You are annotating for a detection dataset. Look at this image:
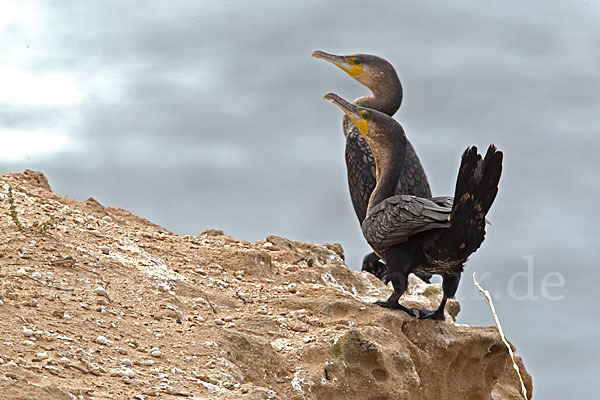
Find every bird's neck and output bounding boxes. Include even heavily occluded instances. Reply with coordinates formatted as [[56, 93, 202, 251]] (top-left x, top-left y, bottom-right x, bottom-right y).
[[367, 143, 405, 214], [353, 76, 402, 116]]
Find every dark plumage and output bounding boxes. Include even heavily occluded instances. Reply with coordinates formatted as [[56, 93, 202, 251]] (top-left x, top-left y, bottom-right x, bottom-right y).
[[324, 93, 503, 320], [312, 51, 431, 283]]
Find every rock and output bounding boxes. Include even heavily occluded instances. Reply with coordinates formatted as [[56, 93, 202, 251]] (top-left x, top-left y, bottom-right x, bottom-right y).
[[0, 171, 532, 399], [200, 229, 224, 236], [287, 283, 298, 293], [150, 348, 161, 358], [96, 335, 108, 345], [110, 367, 135, 378], [97, 298, 109, 306]]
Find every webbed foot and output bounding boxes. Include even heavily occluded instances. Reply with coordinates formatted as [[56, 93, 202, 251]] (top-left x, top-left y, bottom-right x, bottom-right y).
[[375, 300, 416, 317], [411, 307, 445, 320]]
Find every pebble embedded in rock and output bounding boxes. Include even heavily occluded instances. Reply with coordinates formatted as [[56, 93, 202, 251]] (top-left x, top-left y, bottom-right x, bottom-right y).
[[223, 316, 233, 322], [121, 368, 135, 378], [59, 357, 70, 364], [22, 298, 37, 307], [94, 286, 108, 296], [100, 246, 110, 255], [32, 271, 42, 279], [287, 283, 298, 293], [215, 319, 225, 326], [17, 268, 27, 277], [102, 216, 112, 223], [121, 358, 133, 367], [94, 287, 111, 303], [96, 335, 108, 345], [150, 348, 161, 358], [23, 327, 34, 337], [36, 352, 48, 360]]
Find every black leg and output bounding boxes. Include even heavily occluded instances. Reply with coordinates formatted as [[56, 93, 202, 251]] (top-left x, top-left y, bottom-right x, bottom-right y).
[[374, 245, 415, 317], [362, 252, 389, 284], [414, 272, 461, 320]]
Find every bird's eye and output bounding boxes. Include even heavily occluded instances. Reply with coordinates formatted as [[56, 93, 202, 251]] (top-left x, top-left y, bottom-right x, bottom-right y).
[[353, 58, 361, 65], [363, 112, 370, 120]]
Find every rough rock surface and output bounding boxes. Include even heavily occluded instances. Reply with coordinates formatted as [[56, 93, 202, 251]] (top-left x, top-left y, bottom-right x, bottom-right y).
[[0, 170, 532, 399]]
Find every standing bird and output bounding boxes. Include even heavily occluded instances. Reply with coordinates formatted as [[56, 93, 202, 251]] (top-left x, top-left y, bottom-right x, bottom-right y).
[[312, 51, 431, 282], [324, 93, 503, 320]]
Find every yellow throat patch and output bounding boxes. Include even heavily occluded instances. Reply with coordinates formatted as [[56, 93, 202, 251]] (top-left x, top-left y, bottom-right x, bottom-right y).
[[344, 113, 368, 137], [335, 63, 363, 77]]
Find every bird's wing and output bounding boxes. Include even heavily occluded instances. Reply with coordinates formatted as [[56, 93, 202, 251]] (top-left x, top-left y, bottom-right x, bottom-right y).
[[362, 195, 452, 250], [430, 196, 454, 208], [397, 140, 433, 198]]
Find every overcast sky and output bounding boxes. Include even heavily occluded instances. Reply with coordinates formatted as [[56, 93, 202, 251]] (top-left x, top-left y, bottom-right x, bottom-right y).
[[2, 1, 600, 397]]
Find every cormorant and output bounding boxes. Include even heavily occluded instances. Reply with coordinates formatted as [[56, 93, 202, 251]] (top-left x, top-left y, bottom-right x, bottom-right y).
[[312, 51, 431, 282], [324, 93, 503, 320]]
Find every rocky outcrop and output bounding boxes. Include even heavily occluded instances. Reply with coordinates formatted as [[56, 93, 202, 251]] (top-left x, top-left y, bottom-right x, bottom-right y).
[[0, 171, 532, 399]]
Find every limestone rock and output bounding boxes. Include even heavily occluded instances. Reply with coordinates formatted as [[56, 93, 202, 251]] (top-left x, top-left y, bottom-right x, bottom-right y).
[[0, 171, 532, 399]]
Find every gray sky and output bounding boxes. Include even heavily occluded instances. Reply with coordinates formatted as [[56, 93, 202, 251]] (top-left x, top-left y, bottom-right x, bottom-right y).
[[2, 1, 600, 397]]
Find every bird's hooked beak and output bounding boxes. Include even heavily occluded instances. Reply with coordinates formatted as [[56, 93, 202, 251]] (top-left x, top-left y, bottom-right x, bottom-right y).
[[324, 93, 368, 137], [312, 50, 363, 77]]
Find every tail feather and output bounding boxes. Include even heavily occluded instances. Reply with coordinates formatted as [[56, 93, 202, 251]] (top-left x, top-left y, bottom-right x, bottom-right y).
[[451, 144, 503, 218], [435, 145, 503, 263], [477, 145, 503, 215], [452, 146, 482, 206]]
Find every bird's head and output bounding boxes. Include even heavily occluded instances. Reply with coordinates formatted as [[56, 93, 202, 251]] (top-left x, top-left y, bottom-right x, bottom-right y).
[[312, 50, 399, 93], [323, 93, 403, 147]]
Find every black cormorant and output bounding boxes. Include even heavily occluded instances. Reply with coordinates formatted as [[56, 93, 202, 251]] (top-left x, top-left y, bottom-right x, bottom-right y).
[[312, 51, 431, 282], [324, 93, 503, 320]]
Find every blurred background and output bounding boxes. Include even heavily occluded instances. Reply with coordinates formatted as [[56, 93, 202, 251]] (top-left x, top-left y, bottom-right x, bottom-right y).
[[2, 1, 599, 397]]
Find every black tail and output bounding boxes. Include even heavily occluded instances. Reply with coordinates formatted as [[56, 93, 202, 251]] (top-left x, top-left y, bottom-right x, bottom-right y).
[[475, 145, 503, 215], [436, 145, 503, 262]]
